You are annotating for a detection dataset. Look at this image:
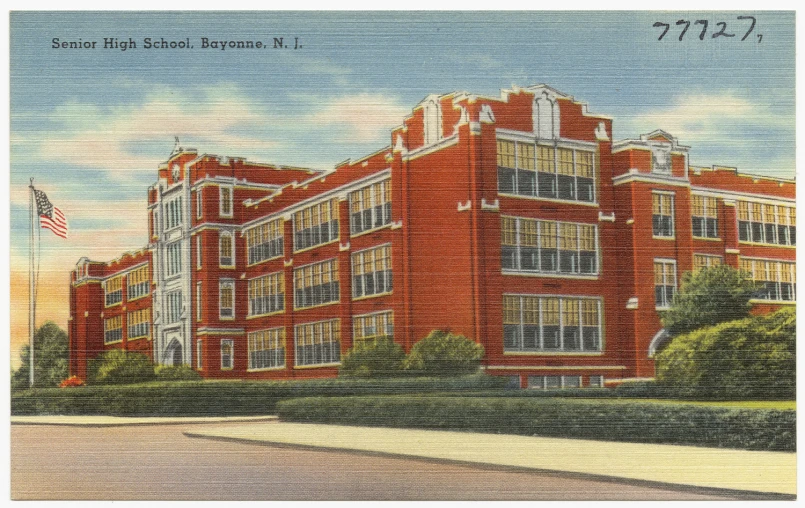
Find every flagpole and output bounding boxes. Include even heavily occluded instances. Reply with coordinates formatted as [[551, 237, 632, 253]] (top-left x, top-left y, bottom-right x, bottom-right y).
[[29, 178, 35, 388]]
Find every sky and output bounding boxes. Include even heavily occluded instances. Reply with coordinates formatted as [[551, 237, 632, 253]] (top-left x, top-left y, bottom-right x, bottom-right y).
[[8, 11, 796, 368]]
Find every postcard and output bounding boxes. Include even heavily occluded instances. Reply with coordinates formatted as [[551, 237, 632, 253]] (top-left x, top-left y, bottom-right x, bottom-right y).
[[9, 10, 796, 500]]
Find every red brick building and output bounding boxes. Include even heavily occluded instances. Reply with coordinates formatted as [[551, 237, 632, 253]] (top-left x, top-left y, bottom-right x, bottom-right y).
[[69, 85, 796, 387]]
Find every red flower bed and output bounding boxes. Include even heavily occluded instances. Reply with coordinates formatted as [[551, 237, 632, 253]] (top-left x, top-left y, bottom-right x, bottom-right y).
[[59, 376, 85, 388]]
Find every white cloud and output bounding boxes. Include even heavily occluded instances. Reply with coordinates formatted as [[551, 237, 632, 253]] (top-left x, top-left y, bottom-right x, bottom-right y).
[[619, 92, 791, 144], [311, 93, 409, 144], [25, 84, 283, 180], [618, 91, 794, 177]]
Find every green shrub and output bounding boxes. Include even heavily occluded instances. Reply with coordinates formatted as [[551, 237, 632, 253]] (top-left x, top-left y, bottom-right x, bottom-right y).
[[656, 308, 795, 400], [88, 350, 155, 385], [404, 330, 484, 376], [660, 264, 758, 336], [340, 337, 406, 378], [11, 375, 507, 416], [277, 395, 795, 452], [155, 364, 202, 381]]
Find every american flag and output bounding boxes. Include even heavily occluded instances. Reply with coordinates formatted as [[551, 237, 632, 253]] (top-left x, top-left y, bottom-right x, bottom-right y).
[[34, 189, 68, 239]]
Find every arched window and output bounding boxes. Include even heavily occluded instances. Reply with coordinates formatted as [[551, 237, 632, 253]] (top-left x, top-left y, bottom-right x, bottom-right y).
[[534, 92, 560, 139], [423, 97, 442, 145]]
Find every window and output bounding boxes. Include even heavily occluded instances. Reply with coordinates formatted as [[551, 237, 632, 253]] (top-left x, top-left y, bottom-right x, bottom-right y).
[[196, 235, 202, 269], [127, 265, 149, 300], [293, 198, 339, 251], [165, 291, 183, 324], [501, 217, 598, 275], [220, 339, 234, 370], [219, 279, 235, 319], [104, 276, 122, 307], [246, 219, 284, 265], [219, 231, 234, 267], [164, 197, 183, 231], [497, 139, 595, 203], [219, 186, 233, 217], [127, 308, 151, 339], [738, 201, 795, 246], [652, 193, 674, 238], [151, 210, 158, 238], [740, 258, 796, 302], [197, 339, 203, 369], [528, 375, 584, 390], [693, 254, 722, 272], [166, 241, 183, 277], [196, 281, 202, 321], [654, 260, 677, 309], [588, 375, 605, 388], [503, 295, 602, 352], [295, 319, 340, 367], [248, 327, 286, 370], [350, 180, 392, 235], [294, 259, 339, 309], [353, 311, 394, 343], [352, 245, 393, 298], [423, 98, 442, 144], [104, 316, 122, 344], [248, 272, 284, 316], [196, 189, 203, 219], [691, 195, 719, 238]]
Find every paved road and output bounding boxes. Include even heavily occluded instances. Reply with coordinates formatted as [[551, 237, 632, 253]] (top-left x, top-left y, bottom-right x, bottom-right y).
[[11, 422, 739, 500]]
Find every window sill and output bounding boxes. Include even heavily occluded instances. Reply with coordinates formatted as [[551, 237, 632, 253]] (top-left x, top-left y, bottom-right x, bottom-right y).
[[651, 235, 675, 241], [219, 316, 236, 321], [104, 302, 122, 309], [655, 306, 671, 311], [218, 265, 236, 270], [246, 310, 285, 320], [294, 300, 340, 311], [350, 223, 393, 239], [502, 351, 603, 356], [738, 241, 796, 249], [247, 365, 287, 372], [126, 294, 150, 303], [293, 238, 340, 255], [692, 236, 722, 242], [352, 291, 393, 302], [501, 270, 599, 280], [293, 362, 341, 370], [497, 192, 599, 208], [104, 339, 123, 345]]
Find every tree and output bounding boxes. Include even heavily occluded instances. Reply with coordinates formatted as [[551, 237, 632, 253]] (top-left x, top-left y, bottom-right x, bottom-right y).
[[661, 265, 758, 337], [11, 321, 68, 390], [403, 330, 485, 376]]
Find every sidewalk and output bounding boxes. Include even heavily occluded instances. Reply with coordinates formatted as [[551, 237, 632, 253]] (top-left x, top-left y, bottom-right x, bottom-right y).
[[11, 415, 278, 426], [184, 422, 796, 497]]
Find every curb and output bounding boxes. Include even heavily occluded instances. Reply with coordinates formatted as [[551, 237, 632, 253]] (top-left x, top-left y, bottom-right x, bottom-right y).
[[11, 416, 279, 427]]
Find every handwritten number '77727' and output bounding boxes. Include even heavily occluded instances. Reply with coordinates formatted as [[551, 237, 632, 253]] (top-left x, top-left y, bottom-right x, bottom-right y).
[[653, 16, 760, 42]]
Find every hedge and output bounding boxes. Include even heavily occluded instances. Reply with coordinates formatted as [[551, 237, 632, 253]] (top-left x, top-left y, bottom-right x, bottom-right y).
[[11, 375, 507, 416], [656, 308, 796, 400], [276, 396, 796, 452]]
